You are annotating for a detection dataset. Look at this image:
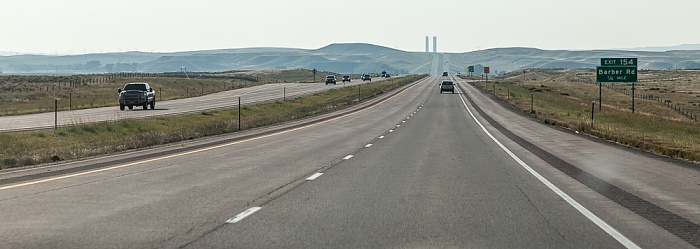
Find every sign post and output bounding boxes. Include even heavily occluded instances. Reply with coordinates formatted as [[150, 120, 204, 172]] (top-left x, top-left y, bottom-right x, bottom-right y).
[[596, 58, 638, 113], [484, 67, 490, 81]]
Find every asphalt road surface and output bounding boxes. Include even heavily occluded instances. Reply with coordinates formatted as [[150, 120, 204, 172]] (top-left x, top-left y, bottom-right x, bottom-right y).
[[0, 76, 698, 248]]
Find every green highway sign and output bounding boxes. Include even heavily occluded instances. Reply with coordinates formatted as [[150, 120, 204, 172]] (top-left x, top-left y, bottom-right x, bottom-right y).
[[468, 66, 474, 72], [601, 58, 637, 67], [596, 66, 637, 82]]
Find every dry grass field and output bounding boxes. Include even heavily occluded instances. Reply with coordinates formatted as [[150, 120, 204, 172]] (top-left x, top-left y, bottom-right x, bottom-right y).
[[0, 69, 330, 116], [473, 69, 700, 163]]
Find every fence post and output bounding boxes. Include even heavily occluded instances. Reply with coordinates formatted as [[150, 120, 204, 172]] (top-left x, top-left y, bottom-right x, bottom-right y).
[[238, 97, 241, 131], [591, 101, 595, 127], [54, 99, 58, 130]]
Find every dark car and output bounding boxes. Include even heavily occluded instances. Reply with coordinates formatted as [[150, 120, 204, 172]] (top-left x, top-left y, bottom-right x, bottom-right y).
[[325, 75, 337, 85], [342, 75, 351, 82], [440, 80, 454, 94], [362, 74, 371, 81], [442, 71, 449, 76], [118, 82, 156, 110]]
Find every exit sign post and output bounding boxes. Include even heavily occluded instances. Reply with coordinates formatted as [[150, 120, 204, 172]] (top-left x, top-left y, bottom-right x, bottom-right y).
[[596, 57, 639, 113]]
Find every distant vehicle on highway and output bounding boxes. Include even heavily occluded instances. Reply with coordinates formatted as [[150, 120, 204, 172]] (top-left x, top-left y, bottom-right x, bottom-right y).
[[342, 75, 351, 82], [380, 70, 387, 77], [325, 75, 337, 85], [362, 74, 371, 81], [440, 80, 454, 94], [442, 71, 448, 76], [384, 74, 391, 78], [118, 82, 155, 110]]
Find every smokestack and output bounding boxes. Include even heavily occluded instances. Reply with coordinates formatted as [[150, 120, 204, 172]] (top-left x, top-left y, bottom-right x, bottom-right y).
[[433, 36, 437, 53], [425, 36, 429, 53]]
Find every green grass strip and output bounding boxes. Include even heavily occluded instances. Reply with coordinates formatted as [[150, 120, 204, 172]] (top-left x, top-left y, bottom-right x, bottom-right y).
[[0, 75, 426, 169]]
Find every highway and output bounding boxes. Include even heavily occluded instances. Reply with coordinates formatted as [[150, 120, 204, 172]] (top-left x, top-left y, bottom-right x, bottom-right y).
[[0, 76, 698, 248], [0, 77, 387, 132]]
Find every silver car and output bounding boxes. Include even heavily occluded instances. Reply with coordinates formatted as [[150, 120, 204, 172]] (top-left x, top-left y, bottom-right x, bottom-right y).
[[440, 80, 454, 94]]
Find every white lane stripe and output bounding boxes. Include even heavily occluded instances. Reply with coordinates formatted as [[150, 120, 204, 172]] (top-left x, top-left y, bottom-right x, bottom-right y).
[[456, 89, 640, 249], [396, 125, 401, 127], [306, 173, 323, 180], [365, 144, 373, 148], [389, 130, 394, 133], [379, 136, 385, 139], [343, 155, 354, 160], [226, 207, 261, 224]]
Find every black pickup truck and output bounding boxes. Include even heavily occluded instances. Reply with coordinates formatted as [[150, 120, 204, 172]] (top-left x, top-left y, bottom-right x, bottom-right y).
[[118, 82, 156, 110]]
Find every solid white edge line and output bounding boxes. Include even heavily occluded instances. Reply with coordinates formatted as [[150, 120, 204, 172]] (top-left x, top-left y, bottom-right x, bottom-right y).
[[226, 207, 262, 224], [343, 155, 354, 160], [306, 173, 323, 181], [456, 89, 641, 249]]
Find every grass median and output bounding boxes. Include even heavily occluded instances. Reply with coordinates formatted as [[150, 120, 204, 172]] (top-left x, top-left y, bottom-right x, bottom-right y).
[[0, 75, 427, 169]]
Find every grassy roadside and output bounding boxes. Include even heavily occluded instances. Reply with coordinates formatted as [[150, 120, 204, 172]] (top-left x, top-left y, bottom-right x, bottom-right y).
[[0, 69, 335, 116], [0, 75, 427, 169], [470, 71, 700, 164]]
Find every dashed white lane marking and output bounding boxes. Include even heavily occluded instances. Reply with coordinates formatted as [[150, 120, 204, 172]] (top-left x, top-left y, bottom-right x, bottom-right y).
[[389, 130, 394, 133], [379, 136, 385, 139], [456, 88, 640, 249], [396, 125, 401, 127], [226, 207, 261, 224], [402, 121, 406, 123], [343, 155, 354, 160], [306, 173, 323, 181], [365, 144, 373, 148]]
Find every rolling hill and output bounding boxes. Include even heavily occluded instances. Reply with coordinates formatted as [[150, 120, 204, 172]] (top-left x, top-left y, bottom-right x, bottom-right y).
[[1, 43, 700, 75]]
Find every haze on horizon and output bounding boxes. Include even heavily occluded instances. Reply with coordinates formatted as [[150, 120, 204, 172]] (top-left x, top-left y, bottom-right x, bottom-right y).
[[2, 0, 699, 55]]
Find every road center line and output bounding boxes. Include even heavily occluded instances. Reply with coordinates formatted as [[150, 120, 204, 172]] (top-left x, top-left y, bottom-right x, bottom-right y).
[[225, 207, 261, 224], [456, 86, 640, 249], [306, 173, 323, 181]]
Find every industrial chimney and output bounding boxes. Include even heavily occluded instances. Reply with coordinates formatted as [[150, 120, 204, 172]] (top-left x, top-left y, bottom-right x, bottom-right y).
[[425, 36, 429, 53], [433, 36, 437, 53]]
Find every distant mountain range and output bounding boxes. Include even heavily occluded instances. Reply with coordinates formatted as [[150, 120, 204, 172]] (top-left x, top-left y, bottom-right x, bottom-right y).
[[2, 43, 700, 75]]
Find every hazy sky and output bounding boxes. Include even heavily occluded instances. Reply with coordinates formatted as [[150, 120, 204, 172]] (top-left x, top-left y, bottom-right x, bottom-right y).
[[2, 0, 699, 54]]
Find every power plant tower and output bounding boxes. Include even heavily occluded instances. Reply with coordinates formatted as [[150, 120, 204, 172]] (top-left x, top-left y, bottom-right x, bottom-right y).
[[425, 36, 429, 53], [433, 36, 437, 53]]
